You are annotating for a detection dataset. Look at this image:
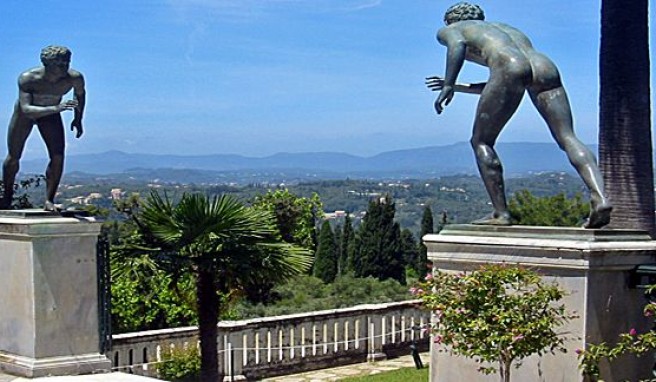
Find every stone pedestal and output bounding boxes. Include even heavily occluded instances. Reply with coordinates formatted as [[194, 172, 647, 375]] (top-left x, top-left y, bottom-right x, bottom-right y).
[[425, 225, 656, 382], [0, 211, 111, 377]]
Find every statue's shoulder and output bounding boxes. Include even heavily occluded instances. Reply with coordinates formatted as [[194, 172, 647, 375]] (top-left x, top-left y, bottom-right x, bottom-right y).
[[68, 69, 84, 79], [17, 67, 45, 88], [18, 67, 43, 81]]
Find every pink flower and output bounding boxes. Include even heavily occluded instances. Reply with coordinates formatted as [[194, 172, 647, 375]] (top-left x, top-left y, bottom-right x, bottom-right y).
[[512, 334, 524, 342], [629, 328, 637, 336], [425, 273, 434, 281], [409, 287, 417, 295]]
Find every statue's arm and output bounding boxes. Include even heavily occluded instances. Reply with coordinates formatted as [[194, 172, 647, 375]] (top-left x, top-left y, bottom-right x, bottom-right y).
[[438, 28, 467, 89], [17, 73, 77, 119], [426, 76, 485, 94], [70, 72, 85, 138], [434, 28, 467, 113]]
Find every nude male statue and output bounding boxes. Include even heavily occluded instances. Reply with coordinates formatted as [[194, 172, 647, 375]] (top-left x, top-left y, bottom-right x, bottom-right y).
[[427, 2, 612, 228], [2, 46, 85, 211]]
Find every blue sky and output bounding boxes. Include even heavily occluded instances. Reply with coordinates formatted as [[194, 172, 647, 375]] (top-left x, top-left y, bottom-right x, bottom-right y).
[[0, 1, 654, 159]]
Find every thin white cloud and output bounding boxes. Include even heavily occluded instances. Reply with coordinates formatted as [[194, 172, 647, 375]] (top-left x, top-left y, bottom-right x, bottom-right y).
[[168, 0, 382, 21], [343, 0, 382, 12]]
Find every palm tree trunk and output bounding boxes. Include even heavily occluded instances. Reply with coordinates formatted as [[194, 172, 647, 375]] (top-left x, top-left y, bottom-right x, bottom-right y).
[[599, 0, 654, 236], [197, 268, 220, 381]]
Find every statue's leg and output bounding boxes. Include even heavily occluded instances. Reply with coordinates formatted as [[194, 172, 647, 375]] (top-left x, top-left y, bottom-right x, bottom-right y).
[[2, 112, 33, 209], [528, 68, 611, 228], [36, 115, 65, 209], [470, 68, 528, 225]]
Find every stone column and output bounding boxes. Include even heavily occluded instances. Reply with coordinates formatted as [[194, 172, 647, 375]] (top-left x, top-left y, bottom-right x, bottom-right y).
[[425, 224, 656, 382], [0, 211, 111, 377]]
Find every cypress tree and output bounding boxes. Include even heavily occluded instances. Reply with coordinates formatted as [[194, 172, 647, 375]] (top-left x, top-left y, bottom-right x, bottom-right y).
[[313, 220, 338, 283], [417, 206, 434, 276], [354, 196, 405, 284], [400, 228, 419, 277], [334, 224, 343, 274], [341, 213, 354, 275]]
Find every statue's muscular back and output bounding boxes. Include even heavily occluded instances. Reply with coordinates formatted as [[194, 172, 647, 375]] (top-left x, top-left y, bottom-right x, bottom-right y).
[[439, 20, 560, 90]]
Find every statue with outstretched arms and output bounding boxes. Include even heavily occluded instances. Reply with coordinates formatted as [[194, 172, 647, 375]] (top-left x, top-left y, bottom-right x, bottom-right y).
[[427, 2, 611, 228]]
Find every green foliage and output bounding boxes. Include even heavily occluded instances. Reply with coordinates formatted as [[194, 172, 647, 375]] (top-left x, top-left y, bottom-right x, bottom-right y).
[[415, 265, 572, 381], [251, 188, 323, 250], [109, 197, 198, 333], [399, 229, 420, 279], [420, 205, 434, 235], [578, 290, 656, 379], [353, 195, 405, 284], [314, 220, 338, 283], [122, 191, 313, 380], [156, 346, 201, 382], [509, 190, 588, 226], [111, 265, 197, 333], [416, 206, 434, 277], [342, 214, 356, 275], [340, 366, 429, 381], [0, 176, 45, 209], [234, 274, 411, 318], [132, 192, 312, 280]]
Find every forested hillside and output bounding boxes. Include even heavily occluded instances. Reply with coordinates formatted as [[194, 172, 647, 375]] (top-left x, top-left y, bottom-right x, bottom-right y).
[[53, 171, 588, 235]]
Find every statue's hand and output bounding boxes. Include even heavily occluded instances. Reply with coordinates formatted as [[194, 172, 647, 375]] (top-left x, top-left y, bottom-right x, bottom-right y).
[[71, 119, 83, 138], [426, 76, 445, 91], [56, 99, 78, 113], [435, 86, 454, 114]]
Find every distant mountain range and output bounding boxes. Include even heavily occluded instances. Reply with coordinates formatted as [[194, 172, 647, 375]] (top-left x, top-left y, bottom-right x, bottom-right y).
[[21, 142, 600, 182]]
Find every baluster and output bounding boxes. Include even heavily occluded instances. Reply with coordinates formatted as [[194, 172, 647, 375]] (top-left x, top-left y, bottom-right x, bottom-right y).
[[288, 326, 297, 360], [343, 319, 351, 352], [277, 328, 284, 362], [322, 323, 329, 355], [266, 329, 273, 364], [299, 322, 310, 359], [312, 323, 318, 357]]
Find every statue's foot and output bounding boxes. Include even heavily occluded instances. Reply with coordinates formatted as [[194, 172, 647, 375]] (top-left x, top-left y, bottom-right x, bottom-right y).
[[44, 201, 63, 212], [583, 201, 612, 229], [471, 212, 512, 226]]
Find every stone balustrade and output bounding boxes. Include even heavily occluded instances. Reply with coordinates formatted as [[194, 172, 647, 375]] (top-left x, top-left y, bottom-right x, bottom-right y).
[[109, 300, 429, 380]]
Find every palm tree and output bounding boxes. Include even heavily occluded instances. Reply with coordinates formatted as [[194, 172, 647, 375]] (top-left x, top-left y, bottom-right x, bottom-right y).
[[599, 0, 654, 236], [131, 192, 312, 381]]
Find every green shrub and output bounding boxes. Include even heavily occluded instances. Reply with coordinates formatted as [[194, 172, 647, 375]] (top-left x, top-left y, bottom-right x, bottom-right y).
[[414, 265, 574, 381], [233, 274, 413, 318], [156, 345, 201, 382], [509, 190, 588, 226]]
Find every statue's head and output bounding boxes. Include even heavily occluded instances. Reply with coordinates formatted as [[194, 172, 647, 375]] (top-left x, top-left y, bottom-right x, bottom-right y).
[[40, 46, 72, 67], [444, 2, 485, 25]]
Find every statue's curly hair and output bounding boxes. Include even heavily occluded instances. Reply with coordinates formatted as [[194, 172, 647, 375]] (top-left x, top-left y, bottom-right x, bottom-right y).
[[444, 2, 485, 25], [40, 46, 71, 65]]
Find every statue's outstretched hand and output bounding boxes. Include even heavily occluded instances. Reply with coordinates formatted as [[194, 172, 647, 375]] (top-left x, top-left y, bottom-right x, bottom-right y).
[[56, 99, 78, 113], [426, 76, 445, 92]]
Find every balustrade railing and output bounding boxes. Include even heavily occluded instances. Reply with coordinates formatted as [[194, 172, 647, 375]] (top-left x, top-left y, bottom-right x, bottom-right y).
[[109, 300, 429, 380]]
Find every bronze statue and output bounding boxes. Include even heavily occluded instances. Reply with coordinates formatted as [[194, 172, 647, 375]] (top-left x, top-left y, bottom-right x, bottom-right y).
[[427, 2, 612, 228], [2, 46, 85, 211]]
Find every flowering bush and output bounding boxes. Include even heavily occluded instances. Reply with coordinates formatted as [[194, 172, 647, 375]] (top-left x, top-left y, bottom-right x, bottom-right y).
[[577, 286, 656, 379], [414, 264, 573, 382]]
